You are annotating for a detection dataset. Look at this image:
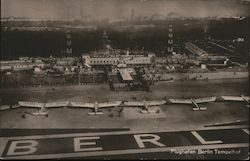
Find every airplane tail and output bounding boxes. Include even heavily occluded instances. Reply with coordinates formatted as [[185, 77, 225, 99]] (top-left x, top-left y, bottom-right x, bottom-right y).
[[199, 107, 207, 110], [140, 109, 157, 114], [88, 112, 104, 115], [31, 112, 48, 116], [192, 107, 207, 111]]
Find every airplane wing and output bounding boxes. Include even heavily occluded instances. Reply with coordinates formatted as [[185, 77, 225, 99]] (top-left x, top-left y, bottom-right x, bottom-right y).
[[0, 104, 20, 111], [146, 100, 166, 106], [169, 99, 192, 104], [18, 101, 44, 108], [194, 97, 216, 103], [98, 101, 122, 108], [45, 101, 69, 108], [221, 96, 250, 101], [70, 102, 95, 108], [124, 101, 145, 106], [124, 100, 166, 106], [0, 105, 11, 111]]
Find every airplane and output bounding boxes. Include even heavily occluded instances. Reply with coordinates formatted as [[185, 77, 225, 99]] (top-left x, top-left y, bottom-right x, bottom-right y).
[[221, 95, 250, 107], [69, 101, 122, 115], [123, 99, 166, 114], [18, 101, 69, 116], [169, 97, 216, 111]]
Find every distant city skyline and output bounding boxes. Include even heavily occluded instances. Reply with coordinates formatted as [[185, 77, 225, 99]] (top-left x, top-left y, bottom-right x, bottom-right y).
[[1, 0, 250, 20]]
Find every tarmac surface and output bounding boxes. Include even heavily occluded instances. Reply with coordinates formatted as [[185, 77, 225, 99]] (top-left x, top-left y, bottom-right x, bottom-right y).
[[0, 79, 248, 104], [0, 79, 248, 130], [0, 79, 249, 159]]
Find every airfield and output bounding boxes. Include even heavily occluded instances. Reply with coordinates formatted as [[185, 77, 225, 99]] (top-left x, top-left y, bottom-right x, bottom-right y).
[[0, 78, 249, 159], [0, 78, 248, 131]]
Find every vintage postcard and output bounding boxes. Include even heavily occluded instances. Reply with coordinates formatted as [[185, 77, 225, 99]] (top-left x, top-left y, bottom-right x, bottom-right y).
[[0, 0, 249, 160]]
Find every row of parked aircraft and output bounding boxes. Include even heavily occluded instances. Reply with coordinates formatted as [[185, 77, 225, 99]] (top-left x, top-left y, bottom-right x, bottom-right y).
[[0, 95, 249, 117]]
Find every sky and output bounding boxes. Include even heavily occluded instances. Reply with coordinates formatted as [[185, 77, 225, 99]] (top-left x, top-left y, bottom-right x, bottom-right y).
[[1, 0, 250, 20]]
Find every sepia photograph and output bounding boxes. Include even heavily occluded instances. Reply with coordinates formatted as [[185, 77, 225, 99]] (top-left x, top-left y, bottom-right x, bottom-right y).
[[0, 0, 249, 160]]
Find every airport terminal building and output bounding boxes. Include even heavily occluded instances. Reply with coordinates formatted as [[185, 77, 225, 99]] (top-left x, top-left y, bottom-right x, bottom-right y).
[[82, 50, 155, 66]]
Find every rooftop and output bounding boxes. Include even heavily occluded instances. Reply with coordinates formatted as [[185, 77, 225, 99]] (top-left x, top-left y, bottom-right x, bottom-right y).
[[118, 69, 134, 81]]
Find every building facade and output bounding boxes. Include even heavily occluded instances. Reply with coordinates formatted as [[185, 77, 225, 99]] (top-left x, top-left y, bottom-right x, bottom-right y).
[[0, 59, 45, 71], [82, 52, 155, 66]]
